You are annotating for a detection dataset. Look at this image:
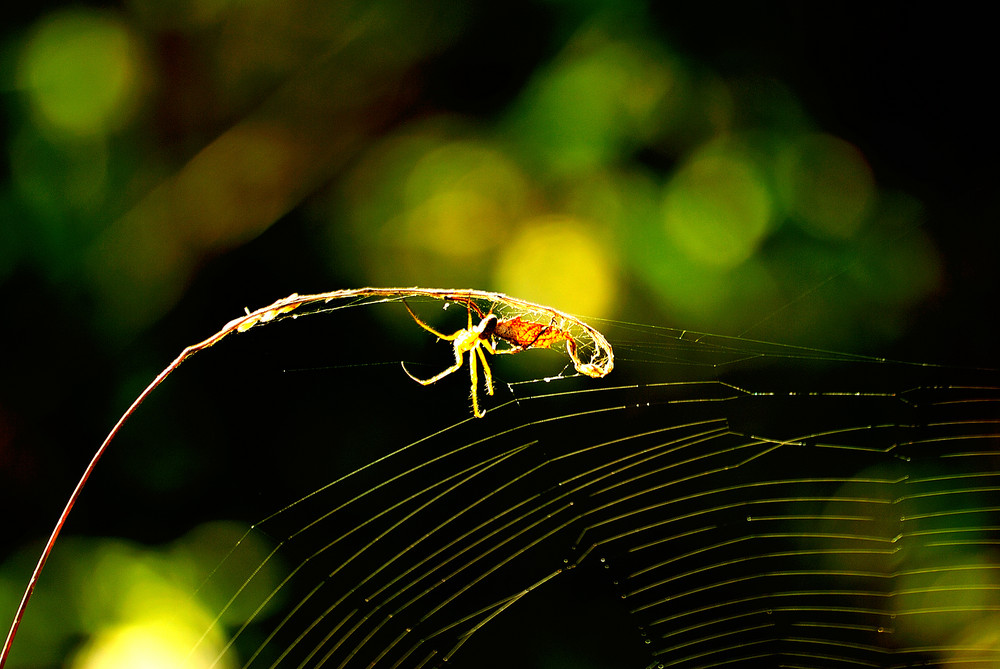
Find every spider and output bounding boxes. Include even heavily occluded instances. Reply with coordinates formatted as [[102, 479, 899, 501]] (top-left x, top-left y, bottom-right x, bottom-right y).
[[400, 299, 574, 418]]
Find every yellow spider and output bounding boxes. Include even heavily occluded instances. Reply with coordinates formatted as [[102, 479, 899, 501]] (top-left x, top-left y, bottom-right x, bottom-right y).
[[400, 300, 503, 418], [400, 297, 600, 418]]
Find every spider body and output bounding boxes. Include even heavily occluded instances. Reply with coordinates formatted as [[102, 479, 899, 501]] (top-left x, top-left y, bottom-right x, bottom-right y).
[[400, 300, 575, 418]]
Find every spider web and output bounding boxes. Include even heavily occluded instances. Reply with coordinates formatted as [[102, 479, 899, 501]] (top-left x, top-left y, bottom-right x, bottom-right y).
[[9, 297, 1000, 669], [147, 299, 999, 669]]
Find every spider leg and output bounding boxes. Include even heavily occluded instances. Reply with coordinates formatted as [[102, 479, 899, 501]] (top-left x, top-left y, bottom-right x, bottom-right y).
[[402, 300, 459, 341], [401, 341, 465, 385], [468, 343, 484, 418], [479, 337, 499, 355], [464, 299, 490, 320], [475, 343, 494, 396]]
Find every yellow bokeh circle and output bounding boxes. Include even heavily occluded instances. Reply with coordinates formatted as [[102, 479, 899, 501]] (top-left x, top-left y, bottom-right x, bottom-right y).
[[493, 216, 616, 319], [70, 617, 232, 669]]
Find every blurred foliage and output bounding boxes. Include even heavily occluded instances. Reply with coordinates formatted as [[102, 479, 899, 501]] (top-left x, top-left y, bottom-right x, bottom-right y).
[[2, 0, 945, 342], [1, 522, 281, 667], [0, 0, 992, 666]]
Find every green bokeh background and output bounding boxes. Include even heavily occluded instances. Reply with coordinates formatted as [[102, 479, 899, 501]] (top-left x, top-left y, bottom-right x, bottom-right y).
[[1, 2, 996, 666]]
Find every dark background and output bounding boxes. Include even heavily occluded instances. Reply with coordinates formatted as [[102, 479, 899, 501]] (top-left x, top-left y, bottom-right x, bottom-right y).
[[1, 2, 997, 666]]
